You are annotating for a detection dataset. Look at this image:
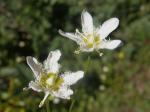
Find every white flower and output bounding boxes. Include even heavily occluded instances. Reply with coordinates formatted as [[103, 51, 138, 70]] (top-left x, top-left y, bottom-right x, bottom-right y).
[[59, 10, 122, 54], [24, 50, 84, 108]]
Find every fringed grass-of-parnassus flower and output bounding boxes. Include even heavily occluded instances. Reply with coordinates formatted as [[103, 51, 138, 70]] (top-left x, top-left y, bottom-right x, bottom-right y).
[[59, 10, 122, 55], [24, 50, 84, 108]]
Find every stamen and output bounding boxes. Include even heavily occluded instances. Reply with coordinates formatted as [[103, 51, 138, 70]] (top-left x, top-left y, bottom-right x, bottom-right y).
[[96, 50, 103, 57], [23, 87, 29, 91], [75, 29, 87, 40], [74, 48, 81, 54], [99, 53, 103, 57], [39, 92, 49, 108]]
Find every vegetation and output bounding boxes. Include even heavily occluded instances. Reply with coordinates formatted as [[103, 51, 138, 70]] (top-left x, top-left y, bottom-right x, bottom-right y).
[[0, 0, 150, 112]]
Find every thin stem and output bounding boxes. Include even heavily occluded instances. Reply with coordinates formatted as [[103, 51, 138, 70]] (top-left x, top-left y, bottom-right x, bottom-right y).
[[69, 99, 75, 112], [46, 100, 50, 112], [84, 56, 91, 73]]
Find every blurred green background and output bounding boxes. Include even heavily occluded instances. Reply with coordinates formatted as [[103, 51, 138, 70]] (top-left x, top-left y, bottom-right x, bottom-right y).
[[0, 0, 150, 112]]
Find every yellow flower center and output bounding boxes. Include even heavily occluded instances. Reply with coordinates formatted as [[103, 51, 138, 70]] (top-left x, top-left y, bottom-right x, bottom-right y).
[[39, 73, 64, 91], [75, 29, 101, 49], [83, 34, 101, 48]]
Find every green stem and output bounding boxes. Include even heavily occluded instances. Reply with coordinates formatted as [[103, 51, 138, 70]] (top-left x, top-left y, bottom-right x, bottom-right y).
[[84, 56, 91, 73], [69, 99, 75, 112], [46, 100, 50, 112]]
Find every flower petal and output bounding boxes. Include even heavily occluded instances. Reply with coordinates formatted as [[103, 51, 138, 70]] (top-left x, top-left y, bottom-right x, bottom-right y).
[[80, 45, 94, 52], [59, 30, 82, 44], [26, 56, 42, 79], [28, 81, 42, 92], [99, 40, 121, 50], [81, 10, 93, 34], [53, 87, 73, 99], [62, 71, 84, 86], [44, 50, 61, 73], [98, 18, 119, 39]]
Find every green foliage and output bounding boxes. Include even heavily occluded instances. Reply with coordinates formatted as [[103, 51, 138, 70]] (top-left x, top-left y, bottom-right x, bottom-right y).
[[0, 0, 150, 112]]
